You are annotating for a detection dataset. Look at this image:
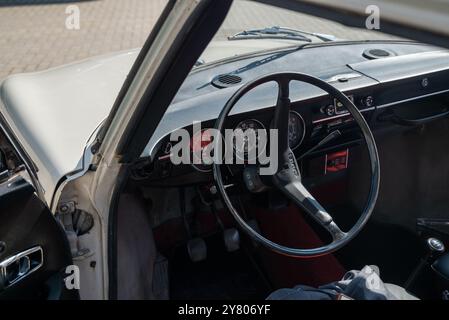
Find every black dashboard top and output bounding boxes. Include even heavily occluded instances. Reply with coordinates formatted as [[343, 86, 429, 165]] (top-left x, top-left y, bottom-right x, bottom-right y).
[[142, 41, 449, 160]]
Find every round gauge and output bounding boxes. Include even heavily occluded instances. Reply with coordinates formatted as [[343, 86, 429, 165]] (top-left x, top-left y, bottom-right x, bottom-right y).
[[270, 111, 306, 150], [288, 111, 306, 150], [234, 119, 266, 160], [190, 129, 214, 172]]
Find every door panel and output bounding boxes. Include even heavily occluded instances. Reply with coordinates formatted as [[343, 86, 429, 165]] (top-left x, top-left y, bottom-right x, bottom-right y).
[[0, 176, 77, 299]]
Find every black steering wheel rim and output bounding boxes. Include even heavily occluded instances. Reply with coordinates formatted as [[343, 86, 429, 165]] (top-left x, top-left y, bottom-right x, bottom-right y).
[[213, 72, 380, 258]]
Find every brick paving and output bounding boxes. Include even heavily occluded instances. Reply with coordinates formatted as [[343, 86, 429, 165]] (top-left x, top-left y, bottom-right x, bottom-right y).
[[0, 0, 400, 80]]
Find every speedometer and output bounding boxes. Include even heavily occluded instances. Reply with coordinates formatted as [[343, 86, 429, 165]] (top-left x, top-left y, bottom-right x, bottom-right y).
[[234, 119, 266, 160]]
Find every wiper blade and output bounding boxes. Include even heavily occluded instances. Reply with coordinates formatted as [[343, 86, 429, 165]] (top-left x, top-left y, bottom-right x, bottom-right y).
[[228, 26, 334, 42], [229, 26, 311, 42]]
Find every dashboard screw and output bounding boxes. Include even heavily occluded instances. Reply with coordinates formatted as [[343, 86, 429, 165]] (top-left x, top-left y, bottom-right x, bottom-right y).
[[421, 78, 429, 88]]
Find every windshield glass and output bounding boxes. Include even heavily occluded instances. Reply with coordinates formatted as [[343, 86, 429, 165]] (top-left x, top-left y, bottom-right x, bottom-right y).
[[198, 0, 407, 66]]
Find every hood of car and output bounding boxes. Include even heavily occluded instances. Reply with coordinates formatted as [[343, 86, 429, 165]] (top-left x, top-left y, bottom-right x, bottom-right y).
[[0, 50, 138, 203]]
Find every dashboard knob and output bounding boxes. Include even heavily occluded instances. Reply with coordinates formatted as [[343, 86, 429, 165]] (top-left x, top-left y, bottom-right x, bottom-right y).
[[427, 237, 445, 254], [243, 166, 268, 193], [364, 96, 374, 107], [325, 105, 335, 116], [421, 78, 429, 88]]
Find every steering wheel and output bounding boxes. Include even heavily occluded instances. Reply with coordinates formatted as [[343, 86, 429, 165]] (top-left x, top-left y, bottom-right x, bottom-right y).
[[213, 72, 380, 258]]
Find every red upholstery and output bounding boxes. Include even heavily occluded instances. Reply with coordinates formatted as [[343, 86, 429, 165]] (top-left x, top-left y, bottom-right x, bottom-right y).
[[251, 205, 346, 288]]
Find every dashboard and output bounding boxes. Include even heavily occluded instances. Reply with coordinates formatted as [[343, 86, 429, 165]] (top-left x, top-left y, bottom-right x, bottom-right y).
[[132, 41, 449, 187]]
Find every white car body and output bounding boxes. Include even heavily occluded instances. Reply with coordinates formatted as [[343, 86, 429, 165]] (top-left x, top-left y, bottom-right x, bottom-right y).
[[0, 39, 307, 205]]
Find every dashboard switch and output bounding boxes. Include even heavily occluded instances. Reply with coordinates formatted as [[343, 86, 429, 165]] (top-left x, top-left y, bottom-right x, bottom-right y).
[[364, 96, 374, 107], [325, 105, 336, 116], [243, 166, 267, 193], [325, 149, 349, 174], [421, 78, 430, 88]]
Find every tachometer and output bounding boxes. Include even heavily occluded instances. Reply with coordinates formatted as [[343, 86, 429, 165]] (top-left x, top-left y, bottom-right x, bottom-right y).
[[270, 111, 305, 150], [288, 111, 306, 150]]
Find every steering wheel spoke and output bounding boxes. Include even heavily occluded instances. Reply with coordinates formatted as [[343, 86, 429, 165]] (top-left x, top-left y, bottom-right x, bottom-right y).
[[275, 177, 346, 241], [274, 79, 292, 158]]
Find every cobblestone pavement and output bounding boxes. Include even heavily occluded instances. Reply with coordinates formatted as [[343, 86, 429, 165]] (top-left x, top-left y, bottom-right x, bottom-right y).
[[0, 0, 401, 80]]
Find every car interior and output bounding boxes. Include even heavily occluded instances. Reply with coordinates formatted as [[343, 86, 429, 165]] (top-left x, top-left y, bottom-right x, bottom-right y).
[[113, 38, 449, 300], [1, 0, 449, 301]]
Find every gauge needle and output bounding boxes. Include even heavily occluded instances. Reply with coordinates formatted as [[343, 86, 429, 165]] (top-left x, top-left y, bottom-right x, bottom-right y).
[[297, 130, 342, 160]]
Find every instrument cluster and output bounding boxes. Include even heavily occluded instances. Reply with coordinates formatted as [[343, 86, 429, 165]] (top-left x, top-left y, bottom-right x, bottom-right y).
[[234, 110, 306, 153]]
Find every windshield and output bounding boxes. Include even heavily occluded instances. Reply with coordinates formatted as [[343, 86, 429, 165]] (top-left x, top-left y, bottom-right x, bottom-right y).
[[198, 0, 407, 66]]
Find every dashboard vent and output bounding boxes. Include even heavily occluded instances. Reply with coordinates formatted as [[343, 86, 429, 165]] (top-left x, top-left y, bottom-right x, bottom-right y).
[[363, 48, 396, 60], [212, 74, 242, 89]]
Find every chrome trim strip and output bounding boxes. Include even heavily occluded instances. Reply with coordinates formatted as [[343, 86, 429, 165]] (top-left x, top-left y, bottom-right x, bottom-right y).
[[312, 107, 375, 124], [313, 88, 449, 124], [0, 246, 43, 289], [376, 88, 449, 109]]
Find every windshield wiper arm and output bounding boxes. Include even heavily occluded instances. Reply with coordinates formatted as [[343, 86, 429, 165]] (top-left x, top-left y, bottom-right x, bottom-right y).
[[276, 26, 336, 42], [229, 26, 335, 42], [229, 26, 312, 42]]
